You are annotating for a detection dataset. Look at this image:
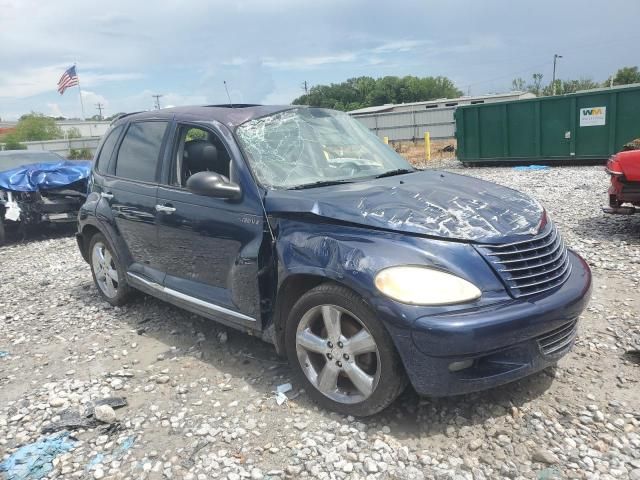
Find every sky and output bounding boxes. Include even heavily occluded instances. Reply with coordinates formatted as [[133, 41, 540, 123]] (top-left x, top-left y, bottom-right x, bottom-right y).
[[1, 0, 638, 120]]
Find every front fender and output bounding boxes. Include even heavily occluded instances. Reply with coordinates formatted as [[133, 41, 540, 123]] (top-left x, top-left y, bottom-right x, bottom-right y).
[[273, 218, 508, 332]]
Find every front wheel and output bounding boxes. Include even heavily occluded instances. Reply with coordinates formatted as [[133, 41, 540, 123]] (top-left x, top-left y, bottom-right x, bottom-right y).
[[285, 283, 407, 416]]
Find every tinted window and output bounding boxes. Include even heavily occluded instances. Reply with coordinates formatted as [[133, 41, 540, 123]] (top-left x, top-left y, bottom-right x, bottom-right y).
[[115, 122, 168, 182], [95, 125, 123, 173]]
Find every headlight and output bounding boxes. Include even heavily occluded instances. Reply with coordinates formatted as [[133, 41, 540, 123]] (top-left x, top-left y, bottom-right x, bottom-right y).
[[374, 266, 481, 305]]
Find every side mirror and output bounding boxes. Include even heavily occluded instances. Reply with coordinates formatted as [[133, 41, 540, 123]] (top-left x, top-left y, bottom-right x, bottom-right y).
[[186, 171, 242, 199]]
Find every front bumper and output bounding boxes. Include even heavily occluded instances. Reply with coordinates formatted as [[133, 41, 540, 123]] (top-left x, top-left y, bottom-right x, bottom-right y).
[[396, 250, 591, 396]]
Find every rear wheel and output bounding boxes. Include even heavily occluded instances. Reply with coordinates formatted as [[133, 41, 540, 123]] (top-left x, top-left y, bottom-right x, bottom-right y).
[[89, 233, 132, 306], [285, 283, 407, 416], [0, 216, 5, 246]]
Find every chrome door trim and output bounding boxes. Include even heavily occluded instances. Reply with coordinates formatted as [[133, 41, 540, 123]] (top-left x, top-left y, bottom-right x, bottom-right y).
[[126, 272, 256, 323]]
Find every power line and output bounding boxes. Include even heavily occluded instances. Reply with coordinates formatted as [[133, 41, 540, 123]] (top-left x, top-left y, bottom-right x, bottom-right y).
[[152, 94, 163, 110]]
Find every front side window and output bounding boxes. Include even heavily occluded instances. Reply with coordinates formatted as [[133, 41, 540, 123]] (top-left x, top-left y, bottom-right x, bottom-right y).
[[115, 122, 168, 182], [171, 125, 232, 187], [236, 108, 412, 189], [95, 125, 123, 173]]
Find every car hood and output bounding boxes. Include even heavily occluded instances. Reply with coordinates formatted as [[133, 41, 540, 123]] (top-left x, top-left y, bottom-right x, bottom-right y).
[[263, 170, 545, 244]]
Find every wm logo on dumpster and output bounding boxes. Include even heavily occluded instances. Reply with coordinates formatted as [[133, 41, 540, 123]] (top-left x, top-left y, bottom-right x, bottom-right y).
[[579, 106, 606, 127]]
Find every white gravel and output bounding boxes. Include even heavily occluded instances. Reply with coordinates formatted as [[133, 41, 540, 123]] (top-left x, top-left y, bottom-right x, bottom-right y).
[[1, 162, 639, 480]]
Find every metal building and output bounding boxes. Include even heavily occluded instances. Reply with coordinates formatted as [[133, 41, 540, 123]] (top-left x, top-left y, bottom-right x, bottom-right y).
[[348, 91, 535, 141]]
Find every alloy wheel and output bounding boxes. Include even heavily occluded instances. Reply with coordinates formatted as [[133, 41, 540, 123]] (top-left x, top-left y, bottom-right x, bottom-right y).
[[91, 241, 119, 298], [295, 304, 380, 404]]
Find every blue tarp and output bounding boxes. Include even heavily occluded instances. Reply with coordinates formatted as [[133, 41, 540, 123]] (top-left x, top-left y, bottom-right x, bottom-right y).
[[0, 432, 77, 480], [0, 161, 91, 192]]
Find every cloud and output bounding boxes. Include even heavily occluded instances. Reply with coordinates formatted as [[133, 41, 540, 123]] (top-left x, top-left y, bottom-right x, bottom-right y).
[[263, 52, 358, 69]]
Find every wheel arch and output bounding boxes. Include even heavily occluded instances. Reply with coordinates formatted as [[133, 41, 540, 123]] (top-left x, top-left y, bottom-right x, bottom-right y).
[[271, 271, 372, 356]]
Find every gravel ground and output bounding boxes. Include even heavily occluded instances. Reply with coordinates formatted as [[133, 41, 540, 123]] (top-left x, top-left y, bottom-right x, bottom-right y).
[[1, 162, 639, 480]]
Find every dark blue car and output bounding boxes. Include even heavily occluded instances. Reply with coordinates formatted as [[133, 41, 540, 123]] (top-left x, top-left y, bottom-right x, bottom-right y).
[[76, 105, 591, 416]]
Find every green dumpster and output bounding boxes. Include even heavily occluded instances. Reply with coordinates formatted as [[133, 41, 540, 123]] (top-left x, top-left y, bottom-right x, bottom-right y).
[[456, 84, 640, 164]]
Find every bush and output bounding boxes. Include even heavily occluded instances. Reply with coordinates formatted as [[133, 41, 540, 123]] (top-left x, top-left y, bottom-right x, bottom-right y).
[[68, 148, 93, 160], [2, 134, 27, 150]]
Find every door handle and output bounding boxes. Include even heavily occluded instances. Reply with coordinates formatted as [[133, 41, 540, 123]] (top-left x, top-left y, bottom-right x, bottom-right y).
[[155, 204, 176, 214], [101, 192, 114, 200]]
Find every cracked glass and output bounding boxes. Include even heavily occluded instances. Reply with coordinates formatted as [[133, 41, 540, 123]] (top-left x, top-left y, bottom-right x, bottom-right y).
[[236, 108, 412, 189]]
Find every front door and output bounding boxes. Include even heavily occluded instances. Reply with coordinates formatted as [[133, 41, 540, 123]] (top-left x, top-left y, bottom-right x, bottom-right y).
[[155, 123, 266, 328]]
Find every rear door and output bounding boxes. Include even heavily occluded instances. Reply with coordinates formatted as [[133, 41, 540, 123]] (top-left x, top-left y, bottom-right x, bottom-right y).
[[155, 122, 266, 329], [101, 120, 170, 283]]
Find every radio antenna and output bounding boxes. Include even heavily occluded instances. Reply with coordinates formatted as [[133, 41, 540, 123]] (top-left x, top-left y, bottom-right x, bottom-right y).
[[223, 81, 234, 108]]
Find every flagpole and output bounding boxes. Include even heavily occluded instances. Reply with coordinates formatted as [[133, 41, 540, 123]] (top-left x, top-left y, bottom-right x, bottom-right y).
[[74, 63, 93, 137]]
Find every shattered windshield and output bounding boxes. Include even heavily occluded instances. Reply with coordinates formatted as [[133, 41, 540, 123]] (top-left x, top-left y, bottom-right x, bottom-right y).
[[236, 107, 413, 189]]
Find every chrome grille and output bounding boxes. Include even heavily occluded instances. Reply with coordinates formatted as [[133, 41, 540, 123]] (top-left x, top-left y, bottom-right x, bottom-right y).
[[477, 223, 571, 298], [537, 320, 577, 355]]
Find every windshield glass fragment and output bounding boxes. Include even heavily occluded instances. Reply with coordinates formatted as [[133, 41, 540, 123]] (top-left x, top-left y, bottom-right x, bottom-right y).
[[236, 108, 413, 189]]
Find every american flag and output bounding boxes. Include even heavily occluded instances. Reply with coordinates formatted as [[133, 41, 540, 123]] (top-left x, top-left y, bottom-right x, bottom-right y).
[[57, 66, 79, 95]]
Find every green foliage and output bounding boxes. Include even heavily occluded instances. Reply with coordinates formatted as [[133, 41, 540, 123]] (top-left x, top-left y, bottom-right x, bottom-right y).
[[543, 78, 600, 96], [612, 66, 640, 86], [68, 148, 93, 160], [66, 127, 82, 139], [292, 76, 463, 111], [12, 113, 63, 141], [185, 128, 207, 141], [2, 134, 27, 150]]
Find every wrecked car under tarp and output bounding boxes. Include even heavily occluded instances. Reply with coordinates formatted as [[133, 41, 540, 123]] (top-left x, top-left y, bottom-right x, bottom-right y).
[[0, 153, 91, 244]]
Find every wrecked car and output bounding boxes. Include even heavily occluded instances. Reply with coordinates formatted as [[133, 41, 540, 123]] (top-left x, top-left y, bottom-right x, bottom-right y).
[[603, 144, 640, 215], [0, 150, 91, 244], [76, 106, 592, 416]]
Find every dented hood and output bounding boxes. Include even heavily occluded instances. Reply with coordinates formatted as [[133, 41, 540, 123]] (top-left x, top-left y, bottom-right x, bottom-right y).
[[264, 170, 545, 244]]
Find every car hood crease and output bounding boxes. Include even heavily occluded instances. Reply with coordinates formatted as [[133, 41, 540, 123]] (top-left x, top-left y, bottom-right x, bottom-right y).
[[264, 170, 544, 244]]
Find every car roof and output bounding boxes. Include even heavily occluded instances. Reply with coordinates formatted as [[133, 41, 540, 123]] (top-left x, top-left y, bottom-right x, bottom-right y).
[[112, 104, 297, 129]]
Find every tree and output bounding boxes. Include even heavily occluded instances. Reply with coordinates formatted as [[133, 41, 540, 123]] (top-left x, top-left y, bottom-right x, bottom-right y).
[[612, 66, 640, 86], [542, 78, 599, 96], [12, 113, 63, 141], [512, 78, 526, 91], [292, 75, 463, 111]]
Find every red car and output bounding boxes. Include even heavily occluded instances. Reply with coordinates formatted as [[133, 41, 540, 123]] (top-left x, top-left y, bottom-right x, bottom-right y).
[[604, 149, 640, 215]]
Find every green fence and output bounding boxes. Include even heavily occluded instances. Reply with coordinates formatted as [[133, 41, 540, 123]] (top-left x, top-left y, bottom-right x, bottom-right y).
[[456, 84, 640, 163]]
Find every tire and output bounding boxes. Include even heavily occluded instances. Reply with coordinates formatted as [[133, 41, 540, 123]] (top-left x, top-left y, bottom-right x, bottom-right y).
[[285, 283, 407, 416], [88, 233, 132, 306], [0, 216, 5, 246]]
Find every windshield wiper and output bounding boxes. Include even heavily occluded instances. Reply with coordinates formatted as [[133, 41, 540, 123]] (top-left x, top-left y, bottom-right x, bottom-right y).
[[373, 168, 415, 179], [289, 179, 355, 190]]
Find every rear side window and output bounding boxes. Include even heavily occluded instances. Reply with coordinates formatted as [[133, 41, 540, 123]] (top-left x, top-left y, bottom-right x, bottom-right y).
[[115, 122, 168, 182], [95, 125, 123, 173]]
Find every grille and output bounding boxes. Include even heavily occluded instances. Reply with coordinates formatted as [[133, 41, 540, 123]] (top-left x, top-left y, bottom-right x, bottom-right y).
[[477, 223, 571, 298], [536, 320, 577, 355]]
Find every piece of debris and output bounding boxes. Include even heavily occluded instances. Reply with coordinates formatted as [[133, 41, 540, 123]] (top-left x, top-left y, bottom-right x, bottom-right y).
[[441, 144, 455, 152], [513, 165, 550, 171], [42, 397, 127, 434], [0, 351, 9, 358], [94, 405, 117, 424], [217, 331, 228, 344], [0, 432, 77, 480], [276, 383, 292, 394], [274, 383, 293, 406]]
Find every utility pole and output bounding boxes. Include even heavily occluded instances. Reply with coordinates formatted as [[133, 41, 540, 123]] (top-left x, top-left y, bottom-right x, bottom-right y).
[[302, 80, 309, 95], [95, 103, 104, 120], [152, 94, 163, 110], [552, 54, 563, 95]]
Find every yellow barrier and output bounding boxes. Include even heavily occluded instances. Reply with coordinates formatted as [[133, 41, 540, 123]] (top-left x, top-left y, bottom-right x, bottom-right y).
[[383, 136, 389, 145], [425, 132, 431, 162]]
